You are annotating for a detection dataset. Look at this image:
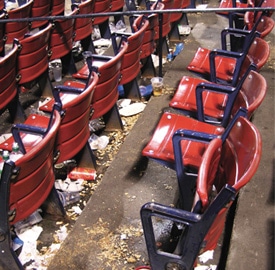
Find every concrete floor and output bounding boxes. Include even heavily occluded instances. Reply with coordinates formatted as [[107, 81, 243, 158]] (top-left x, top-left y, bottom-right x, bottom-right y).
[[46, 4, 275, 270]]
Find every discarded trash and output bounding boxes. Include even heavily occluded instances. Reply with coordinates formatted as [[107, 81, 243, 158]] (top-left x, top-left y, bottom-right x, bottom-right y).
[[173, 43, 184, 56], [119, 102, 146, 116], [110, 20, 127, 32], [178, 25, 191, 35], [151, 77, 163, 97], [195, 265, 217, 270], [71, 206, 83, 215], [12, 235, 24, 252], [55, 178, 84, 192], [116, 20, 127, 31], [139, 85, 152, 99], [117, 98, 132, 108], [54, 159, 77, 180], [92, 26, 101, 40], [68, 167, 97, 181], [14, 210, 43, 233], [55, 225, 68, 242], [118, 84, 125, 97], [57, 190, 81, 207], [93, 38, 112, 49], [89, 133, 109, 150], [49, 59, 62, 82], [89, 118, 105, 132], [17, 225, 43, 267], [198, 250, 214, 263], [167, 49, 174, 62], [0, 133, 12, 144]]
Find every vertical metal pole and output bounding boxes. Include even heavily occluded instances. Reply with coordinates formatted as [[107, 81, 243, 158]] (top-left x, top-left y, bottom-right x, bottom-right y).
[[158, 12, 163, 77]]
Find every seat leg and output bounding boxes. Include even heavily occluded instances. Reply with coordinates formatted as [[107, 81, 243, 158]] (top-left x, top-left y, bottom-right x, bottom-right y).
[[155, 37, 170, 57], [123, 79, 142, 101], [80, 36, 93, 52], [98, 20, 111, 39], [103, 104, 124, 131], [7, 94, 26, 123], [141, 55, 156, 78], [75, 141, 97, 169], [113, 8, 125, 24], [61, 52, 77, 75], [37, 71, 54, 97], [0, 162, 24, 270], [169, 22, 182, 41], [41, 187, 67, 218]]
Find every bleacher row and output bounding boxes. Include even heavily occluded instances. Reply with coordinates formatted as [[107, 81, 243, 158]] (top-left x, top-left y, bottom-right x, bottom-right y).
[[0, 0, 198, 268], [0, 0, 274, 269], [136, 1, 275, 269]]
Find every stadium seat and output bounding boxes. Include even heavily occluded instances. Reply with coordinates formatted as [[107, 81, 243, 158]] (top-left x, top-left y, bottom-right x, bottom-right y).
[[169, 68, 266, 127], [0, 42, 26, 123], [0, 107, 62, 269], [72, 39, 129, 130], [31, 0, 52, 29], [38, 53, 99, 165], [93, 0, 112, 39], [49, 7, 78, 75], [140, 116, 261, 269], [187, 34, 270, 86], [5, 0, 33, 44], [16, 23, 52, 96]]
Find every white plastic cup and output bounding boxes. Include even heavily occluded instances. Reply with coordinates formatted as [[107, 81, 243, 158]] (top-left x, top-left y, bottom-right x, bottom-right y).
[[151, 77, 163, 96], [52, 64, 62, 82]]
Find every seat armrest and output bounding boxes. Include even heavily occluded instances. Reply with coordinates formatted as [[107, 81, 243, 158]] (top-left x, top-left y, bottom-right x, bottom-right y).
[[11, 124, 47, 154], [221, 28, 260, 50], [209, 49, 242, 83], [195, 82, 236, 127]]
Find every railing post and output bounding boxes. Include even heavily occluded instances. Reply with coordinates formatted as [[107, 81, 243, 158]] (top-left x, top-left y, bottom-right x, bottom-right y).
[[158, 12, 163, 77]]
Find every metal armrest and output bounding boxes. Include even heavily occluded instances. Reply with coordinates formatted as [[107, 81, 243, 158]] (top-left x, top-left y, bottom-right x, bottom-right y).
[[209, 49, 242, 83], [195, 82, 236, 127], [11, 124, 47, 154], [140, 184, 236, 270], [221, 28, 260, 50], [172, 130, 218, 210]]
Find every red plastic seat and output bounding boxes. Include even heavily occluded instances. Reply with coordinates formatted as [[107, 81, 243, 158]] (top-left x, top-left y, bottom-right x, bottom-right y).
[[72, 41, 128, 129], [31, 0, 52, 29], [0, 12, 6, 55], [137, 1, 161, 77], [49, 7, 78, 75], [0, 0, 4, 10], [156, 0, 172, 38], [0, 108, 61, 269], [217, 0, 254, 15], [93, 0, 111, 39], [38, 67, 99, 164], [0, 42, 26, 122], [110, 0, 125, 23], [140, 117, 262, 269], [199, 116, 262, 252], [51, 0, 65, 16], [73, 0, 94, 51], [5, 0, 33, 44], [169, 70, 267, 126], [187, 36, 270, 85], [74, 15, 148, 100], [142, 111, 225, 170], [16, 23, 52, 95], [168, 0, 190, 40], [244, 11, 275, 38], [118, 15, 149, 99]]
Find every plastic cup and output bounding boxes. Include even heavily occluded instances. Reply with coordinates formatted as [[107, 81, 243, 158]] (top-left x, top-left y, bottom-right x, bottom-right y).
[[151, 77, 163, 96], [52, 64, 62, 82]]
